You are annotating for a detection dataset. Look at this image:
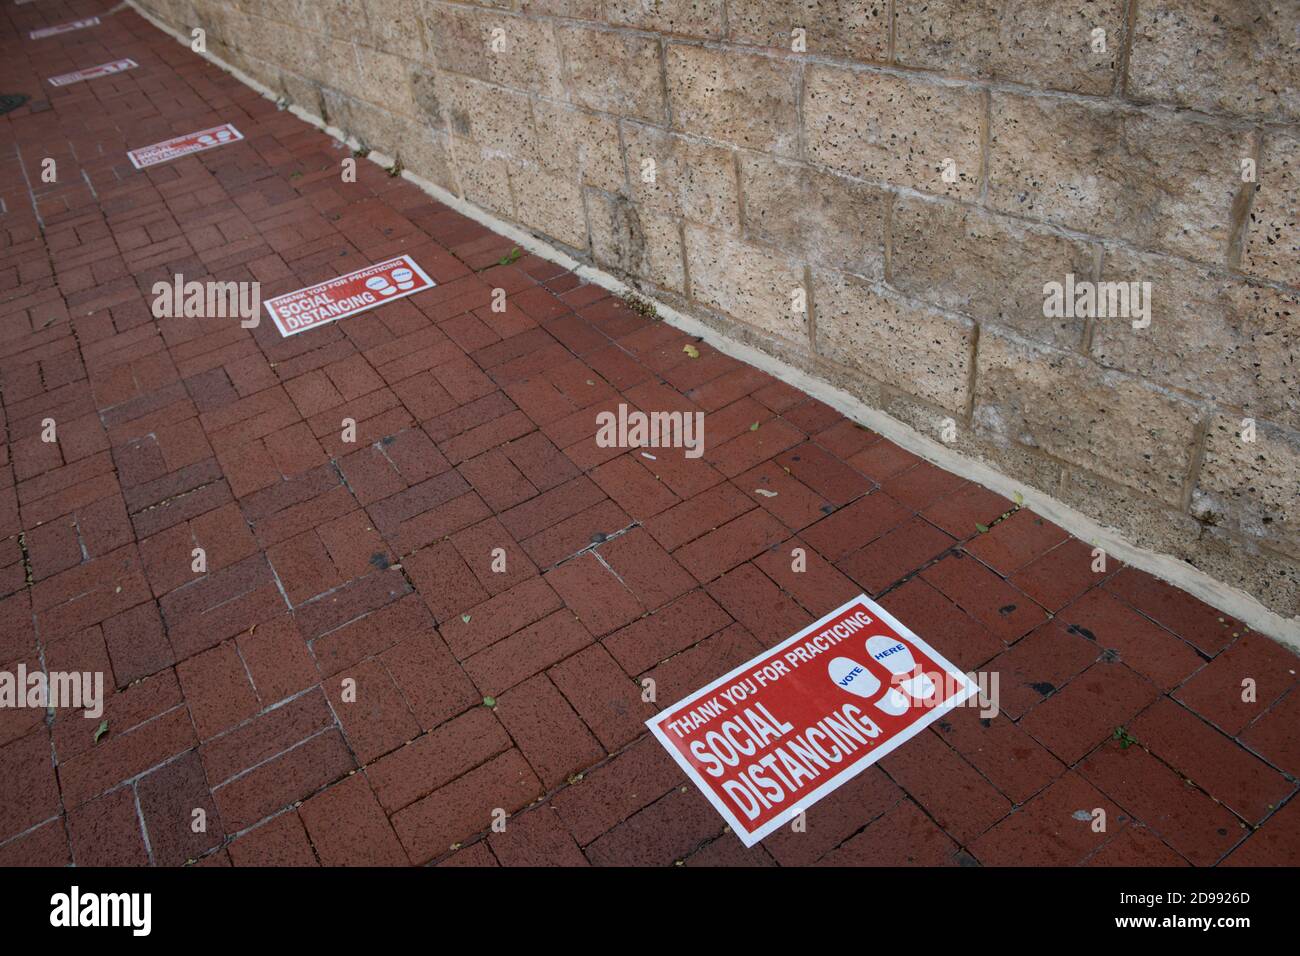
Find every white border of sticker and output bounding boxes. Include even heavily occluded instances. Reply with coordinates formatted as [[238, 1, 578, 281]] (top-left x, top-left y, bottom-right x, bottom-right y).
[[127, 123, 244, 170], [646, 593, 980, 848], [262, 254, 436, 338]]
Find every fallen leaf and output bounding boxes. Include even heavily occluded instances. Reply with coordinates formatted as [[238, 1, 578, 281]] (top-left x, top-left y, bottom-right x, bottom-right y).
[[682, 344, 700, 359], [975, 523, 990, 533], [1013, 491, 1025, 506], [93, 720, 109, 744], [482, 696, 496, 708], [753, 489, 779, 498], [461, 614, 471, 624], [749, 422, 760, 431]]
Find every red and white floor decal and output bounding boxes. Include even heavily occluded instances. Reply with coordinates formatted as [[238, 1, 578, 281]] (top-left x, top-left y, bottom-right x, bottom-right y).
[[48, 59, 138, 87], [29, 17, 99, 39], [648, 594, 979, 847], [262, 255, 436, 338], [127, 123, 244, 169]]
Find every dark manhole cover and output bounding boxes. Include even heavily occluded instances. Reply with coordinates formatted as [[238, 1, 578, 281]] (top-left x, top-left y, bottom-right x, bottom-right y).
[[0, 94, 29, 115]]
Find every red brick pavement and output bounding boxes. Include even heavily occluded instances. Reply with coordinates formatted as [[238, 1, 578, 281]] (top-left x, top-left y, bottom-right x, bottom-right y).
[[0, 1, 1296, 867]]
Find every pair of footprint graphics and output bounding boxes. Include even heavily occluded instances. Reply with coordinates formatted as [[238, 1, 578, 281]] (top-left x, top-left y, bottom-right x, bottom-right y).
[[364, 267, 417, 297], [196, 128, 236, 147], [828, 636, 936, 716]]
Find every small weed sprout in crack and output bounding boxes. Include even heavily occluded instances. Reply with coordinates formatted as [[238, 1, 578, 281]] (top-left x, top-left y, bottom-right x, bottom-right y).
[[1112, 726, 1139, 749]]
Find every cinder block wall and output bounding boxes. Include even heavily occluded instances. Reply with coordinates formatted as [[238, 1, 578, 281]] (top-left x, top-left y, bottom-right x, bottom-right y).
[[135, 0, 1299, 620]]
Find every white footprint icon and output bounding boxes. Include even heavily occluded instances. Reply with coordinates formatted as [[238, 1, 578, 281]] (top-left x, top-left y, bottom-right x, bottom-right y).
[[366, 275, 397, 296], [867, 635, 936, 713], [828, 655, 907, 716], [391, 267, 415, 291], [827, 656, 881, 699]]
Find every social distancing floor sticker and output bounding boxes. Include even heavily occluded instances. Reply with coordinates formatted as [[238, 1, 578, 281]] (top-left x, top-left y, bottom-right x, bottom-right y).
[[48, 59, 138, 87], [29, 17, 99, 39], [647, 594, 979, 847], [262, 255, 436, 337], [127, 123, 244, 169]]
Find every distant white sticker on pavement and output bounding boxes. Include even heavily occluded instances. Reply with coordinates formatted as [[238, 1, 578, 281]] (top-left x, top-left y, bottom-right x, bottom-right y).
[[30, 17, 99, 39], [262, 255, 436, 338], [127, 123, 244, 169], [48, 59, 137, 87]]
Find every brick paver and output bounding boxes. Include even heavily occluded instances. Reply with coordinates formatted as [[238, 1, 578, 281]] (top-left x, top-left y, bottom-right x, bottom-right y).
[[0, 1, 1296, 867]]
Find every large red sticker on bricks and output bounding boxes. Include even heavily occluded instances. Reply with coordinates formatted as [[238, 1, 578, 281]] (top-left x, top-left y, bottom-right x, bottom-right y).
[[48, 58, 137, 87], [262, 255, 436, 338], [127, 123, 244, 170], [647, 594, 979, 847], [29, 17, 99, 39]]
